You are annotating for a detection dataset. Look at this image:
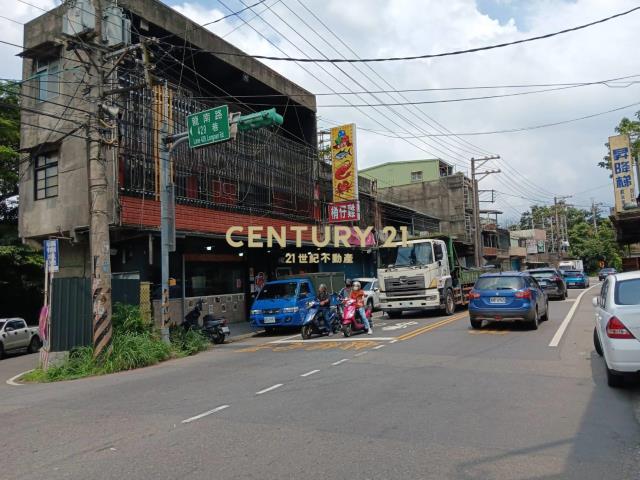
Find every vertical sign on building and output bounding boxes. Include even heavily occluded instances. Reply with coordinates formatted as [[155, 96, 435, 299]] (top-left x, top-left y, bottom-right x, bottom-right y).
[[329, 124, 359, 222], [609, 134, 636, 212], [43, 239, 59, 273]]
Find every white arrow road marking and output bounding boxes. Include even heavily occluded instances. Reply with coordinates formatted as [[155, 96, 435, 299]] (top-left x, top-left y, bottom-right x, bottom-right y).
[[256, 383, 284, 395], [181, 405, 230, 424]]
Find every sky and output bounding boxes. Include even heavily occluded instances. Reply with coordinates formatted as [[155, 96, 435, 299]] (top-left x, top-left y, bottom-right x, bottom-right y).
[[3, 0, 639, 225]]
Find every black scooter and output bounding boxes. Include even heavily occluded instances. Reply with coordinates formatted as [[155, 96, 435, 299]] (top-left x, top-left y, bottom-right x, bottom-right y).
[[182, 299, 229, 344]]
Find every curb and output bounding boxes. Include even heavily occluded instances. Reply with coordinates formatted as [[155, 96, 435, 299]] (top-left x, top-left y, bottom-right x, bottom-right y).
[[229, 328, 263, 342], [6, 369, 34, 386]]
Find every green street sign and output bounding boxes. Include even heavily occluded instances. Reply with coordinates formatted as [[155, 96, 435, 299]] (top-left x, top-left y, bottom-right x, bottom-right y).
[[187, 105, 230, 148]]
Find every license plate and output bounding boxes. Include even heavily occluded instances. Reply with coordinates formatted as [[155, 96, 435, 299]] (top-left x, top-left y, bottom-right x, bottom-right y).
[[263, 316, 276, 324], [568, 282, 576, 286], [490, 297, 506, 304], [221, 326, 230, 334]]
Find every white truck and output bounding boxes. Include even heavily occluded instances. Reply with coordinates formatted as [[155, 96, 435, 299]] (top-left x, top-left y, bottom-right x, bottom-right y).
[[377, 237, 481, 318], [558, 259, 584, 272], [0, 318, 41, 358]]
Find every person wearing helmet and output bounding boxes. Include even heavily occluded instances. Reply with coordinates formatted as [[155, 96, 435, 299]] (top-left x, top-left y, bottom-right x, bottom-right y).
[[350, 281, 372, 334], [317, 283, 332, 336], [340, 278, 353, 299]]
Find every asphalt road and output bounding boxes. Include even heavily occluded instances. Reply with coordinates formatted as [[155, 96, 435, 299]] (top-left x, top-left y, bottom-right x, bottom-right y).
[[2, 284, 639, 480]]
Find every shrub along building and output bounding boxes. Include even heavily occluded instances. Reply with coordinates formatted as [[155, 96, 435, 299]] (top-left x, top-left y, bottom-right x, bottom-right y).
[[18, 0, 441, 331]]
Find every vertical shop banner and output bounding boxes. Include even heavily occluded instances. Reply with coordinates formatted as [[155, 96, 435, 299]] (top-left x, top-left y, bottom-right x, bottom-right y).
[[609, 134, 636, 212], [331, 124, 358, 203]]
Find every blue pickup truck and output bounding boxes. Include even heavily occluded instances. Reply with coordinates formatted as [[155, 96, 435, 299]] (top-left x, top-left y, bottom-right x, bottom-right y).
[[249, 273, 344, 331]]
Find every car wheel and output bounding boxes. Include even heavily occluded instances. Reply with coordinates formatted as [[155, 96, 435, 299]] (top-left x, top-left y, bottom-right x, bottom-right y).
[[0, 342, 4, 360], [27, 336, 40, 354], [367, 299, 374, 312], [606, 367, 625, 388], [387, 311, 402, 319], [470, 318, 482, 329], [593, 327, 603, 356], [541, 303, 549, 322], [529, 308, 539, 330]]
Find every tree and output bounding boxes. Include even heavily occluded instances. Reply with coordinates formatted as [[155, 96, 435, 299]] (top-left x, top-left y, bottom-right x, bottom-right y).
[[568, 218, 622, 272], [0, 80, 20, 223], [599, 112, 640, 173]]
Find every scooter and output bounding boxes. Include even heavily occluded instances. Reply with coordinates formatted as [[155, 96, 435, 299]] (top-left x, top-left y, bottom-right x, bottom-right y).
[[341, 298, 373, 337], [182, 299, 230, 344], [300, 297, 340, 340]]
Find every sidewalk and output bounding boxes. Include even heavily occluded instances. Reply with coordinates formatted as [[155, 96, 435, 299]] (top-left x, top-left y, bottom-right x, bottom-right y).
[[228, 321, 263, 341]]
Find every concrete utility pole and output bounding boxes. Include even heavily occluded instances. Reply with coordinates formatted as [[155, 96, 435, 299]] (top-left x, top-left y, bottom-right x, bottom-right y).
[[591, 199, 603, 234], [471, 156, 500, 267], [553, 195, 571, 259], [87, 0, 113, 358]]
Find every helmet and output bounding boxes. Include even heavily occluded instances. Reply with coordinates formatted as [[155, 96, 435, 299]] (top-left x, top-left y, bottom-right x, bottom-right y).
[[318, 283, 327, 292], [345, 278, 353, 286], [352, 281, 361, 290]]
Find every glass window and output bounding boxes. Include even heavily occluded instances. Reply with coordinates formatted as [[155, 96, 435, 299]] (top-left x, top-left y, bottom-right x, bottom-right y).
[[257, 282, 297, 300], [410, 171, 423, 182], [474, 276, 525, 290], [36, 57, 60, 102], [615, 279, 640, 305], [360, 281, 373, 291], [299, 283, 310, 296], [34, 152, 58, 200]]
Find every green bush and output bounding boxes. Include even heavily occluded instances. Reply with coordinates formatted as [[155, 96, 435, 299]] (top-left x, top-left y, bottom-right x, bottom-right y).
[[22, 304, 209, 383]]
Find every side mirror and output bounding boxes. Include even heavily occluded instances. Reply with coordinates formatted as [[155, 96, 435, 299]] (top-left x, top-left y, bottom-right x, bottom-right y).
[[592, 297, 599, 308]]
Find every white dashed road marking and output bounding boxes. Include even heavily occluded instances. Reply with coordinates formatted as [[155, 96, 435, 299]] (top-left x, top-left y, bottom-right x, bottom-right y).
[[549, 283, 600, 347], [182, 405, 230, 424], [332, 359, 349, 366], [300, 369, 320, 377], [256, 383, 284, 395]]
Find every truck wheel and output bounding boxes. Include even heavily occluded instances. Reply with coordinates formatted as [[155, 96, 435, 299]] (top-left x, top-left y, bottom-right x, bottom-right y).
[[27, 337, 41, 354], [442, 289, 455, 316], [264, 327, 275, 335], [387, 311, 402, 319]]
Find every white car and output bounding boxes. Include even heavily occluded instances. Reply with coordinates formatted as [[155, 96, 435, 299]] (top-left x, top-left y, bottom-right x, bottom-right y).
[[353, 278, 380, 310], [0, 318, 41, 358], [592, 271, 640, 387]]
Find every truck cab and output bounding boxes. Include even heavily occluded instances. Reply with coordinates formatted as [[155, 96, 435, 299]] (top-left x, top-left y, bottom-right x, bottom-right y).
[[377, 239, 454, 317]]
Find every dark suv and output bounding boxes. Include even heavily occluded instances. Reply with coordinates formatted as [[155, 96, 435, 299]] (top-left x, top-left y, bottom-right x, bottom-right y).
[[525, 268, 567, 300]]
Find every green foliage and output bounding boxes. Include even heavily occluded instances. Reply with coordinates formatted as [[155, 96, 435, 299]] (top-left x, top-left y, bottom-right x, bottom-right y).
[[0, 80, 20, 216], [170, 326, 210, 357], [568, 218, 622, 273], [22, 305, 210, 383]]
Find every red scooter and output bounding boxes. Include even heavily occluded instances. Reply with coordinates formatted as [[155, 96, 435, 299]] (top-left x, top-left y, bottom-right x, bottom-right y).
[[341, 298, 373, 337]]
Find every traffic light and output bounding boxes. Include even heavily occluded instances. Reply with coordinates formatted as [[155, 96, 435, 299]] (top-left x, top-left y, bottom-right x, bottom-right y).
[[237, 108, 283, 132]]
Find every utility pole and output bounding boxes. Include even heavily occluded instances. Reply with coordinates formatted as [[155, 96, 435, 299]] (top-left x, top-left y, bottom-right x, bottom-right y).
[[471, 156, 500, 267], [591, 199, 601, 234], [553, 195, 571, 260], [86, 0, 113, 358]]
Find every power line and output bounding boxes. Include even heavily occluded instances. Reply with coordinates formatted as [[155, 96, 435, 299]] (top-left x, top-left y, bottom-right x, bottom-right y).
[[181, 5, 640, 63]]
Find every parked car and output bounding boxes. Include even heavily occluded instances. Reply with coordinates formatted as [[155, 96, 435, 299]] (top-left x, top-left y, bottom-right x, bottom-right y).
[[353, 277, 380, 310], [468, 272, 549, 330], [525, 268, 567, 300], [598, 267, 617, 281], [0, 318, 41, 358], [562, 270, 590, 288], [592, 271, 640, 387]]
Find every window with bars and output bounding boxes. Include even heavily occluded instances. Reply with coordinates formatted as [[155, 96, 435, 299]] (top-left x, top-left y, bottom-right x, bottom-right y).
[[410, 171, 423, 182], [35, 57, 60, 102], [34, 152, 59, 200]]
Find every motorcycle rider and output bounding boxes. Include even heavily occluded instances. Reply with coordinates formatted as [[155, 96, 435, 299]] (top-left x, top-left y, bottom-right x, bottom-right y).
[[339, 278, 353, 299], [350, 281, 372, 335], [317, 283, 332, 336]]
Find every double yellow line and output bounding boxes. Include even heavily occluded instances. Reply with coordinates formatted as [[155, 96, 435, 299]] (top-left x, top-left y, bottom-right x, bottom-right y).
[[397, 312, 469, 341]]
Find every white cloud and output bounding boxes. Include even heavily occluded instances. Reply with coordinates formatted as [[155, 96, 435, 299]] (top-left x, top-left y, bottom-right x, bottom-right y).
[[4, 0, 638, 216]]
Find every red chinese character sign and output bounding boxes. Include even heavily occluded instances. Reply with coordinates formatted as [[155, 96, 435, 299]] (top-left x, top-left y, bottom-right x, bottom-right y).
[[328, 200, 360, 223]]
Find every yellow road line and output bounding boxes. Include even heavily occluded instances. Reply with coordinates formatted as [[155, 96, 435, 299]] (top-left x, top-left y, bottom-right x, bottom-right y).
[[397, 312, 468, 341]]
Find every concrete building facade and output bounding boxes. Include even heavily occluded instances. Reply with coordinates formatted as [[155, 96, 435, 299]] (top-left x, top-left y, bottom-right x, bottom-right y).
[[359, 159, 454, 188]]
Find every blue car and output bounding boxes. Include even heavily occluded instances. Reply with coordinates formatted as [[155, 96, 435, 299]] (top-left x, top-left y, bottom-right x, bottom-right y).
[[469, 272, 549, 330], [562, 270, 589, 288]]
